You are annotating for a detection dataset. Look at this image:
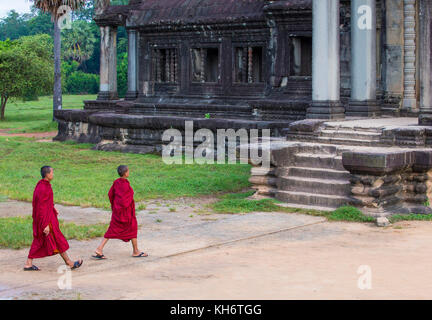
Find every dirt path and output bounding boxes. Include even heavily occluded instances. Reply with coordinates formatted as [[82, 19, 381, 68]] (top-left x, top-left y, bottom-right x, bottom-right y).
[[0, 129, 57, 139], [1, 199, 432, 300]]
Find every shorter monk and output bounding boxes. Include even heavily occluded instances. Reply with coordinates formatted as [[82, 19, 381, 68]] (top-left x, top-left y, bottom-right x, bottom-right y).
[[24, 166, 83, 271], [93, 165, 148, 259]]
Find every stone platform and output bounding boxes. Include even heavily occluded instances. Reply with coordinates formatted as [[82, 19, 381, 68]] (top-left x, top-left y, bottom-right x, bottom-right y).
[[249, 117, 432, 216], [54, 98, 308, 153]]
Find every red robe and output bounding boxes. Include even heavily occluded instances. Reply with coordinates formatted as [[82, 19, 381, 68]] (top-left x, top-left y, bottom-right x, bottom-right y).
[[28, 180, 69, 259], [104, 178, 138, 242]]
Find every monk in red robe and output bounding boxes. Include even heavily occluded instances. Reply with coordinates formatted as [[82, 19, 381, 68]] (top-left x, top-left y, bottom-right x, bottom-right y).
[[93, 165, 148, 259], [24, 166, 83, 271]]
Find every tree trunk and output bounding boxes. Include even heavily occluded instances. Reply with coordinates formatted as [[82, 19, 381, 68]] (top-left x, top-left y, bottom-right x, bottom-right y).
[[0, 96, 7, 121], [53, 19, 62, 121]]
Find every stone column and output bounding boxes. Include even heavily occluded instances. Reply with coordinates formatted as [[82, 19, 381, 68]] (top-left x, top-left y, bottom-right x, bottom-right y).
[[98, 26, 118, 101], [307, 0, 345, 120], [402, 0, 418, 112], [126, 29, 138, 100], [346, 0, 380, 117], [381, 0, 404, 116], [419, 0, 432, 125]]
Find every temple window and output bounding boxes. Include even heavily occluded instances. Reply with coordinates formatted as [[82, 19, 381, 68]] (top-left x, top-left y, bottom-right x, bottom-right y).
[[191, 48, 220, 83], [234, 46, 263, 83], [290, 37, 312, 76], [152, 48, 178, 83]]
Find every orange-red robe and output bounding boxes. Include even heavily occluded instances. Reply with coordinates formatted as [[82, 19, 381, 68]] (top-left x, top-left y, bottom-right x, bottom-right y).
[[28, 180, 69, 259], [104, 178, 137, 242]]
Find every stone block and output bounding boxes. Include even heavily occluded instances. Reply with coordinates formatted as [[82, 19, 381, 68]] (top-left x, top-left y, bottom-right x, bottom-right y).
[[376, 217, 390, 227]]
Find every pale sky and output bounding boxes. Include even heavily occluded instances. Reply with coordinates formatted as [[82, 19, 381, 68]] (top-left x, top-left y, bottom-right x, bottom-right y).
[[0, 0, 33, 18]]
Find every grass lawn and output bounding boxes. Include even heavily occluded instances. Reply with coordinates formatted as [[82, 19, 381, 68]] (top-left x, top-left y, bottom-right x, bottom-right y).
[[210, 193, 377, 223], [0, 216, 108, 249], [0, 94, 251, 208], [0, 137, 251, 209], [0, 95, 94, 133]]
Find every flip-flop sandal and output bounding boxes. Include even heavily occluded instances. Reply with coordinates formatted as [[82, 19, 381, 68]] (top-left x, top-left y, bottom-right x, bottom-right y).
[[92, 253, 107, 260], [133, 252, 148, 258], [71, 260, 83, 270], [24, 265, 40, 271]]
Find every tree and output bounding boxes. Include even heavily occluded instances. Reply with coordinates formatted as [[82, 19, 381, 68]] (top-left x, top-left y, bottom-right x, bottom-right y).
[[62, 20, 96, 64], [0, 11, 30, 41], [31, 0, 86, 120], [0, 35, 54, 120]]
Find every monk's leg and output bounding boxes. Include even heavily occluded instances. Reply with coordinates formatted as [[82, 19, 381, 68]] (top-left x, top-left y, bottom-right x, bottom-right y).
[[131, 239, 147, 257], [131, 238, 140, 256], [59, 251, 76, 268], [95, 238, 109, 256], [24, 258, 33, 268]]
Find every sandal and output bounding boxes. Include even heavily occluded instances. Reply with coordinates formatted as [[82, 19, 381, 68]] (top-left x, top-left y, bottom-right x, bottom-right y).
[[71, 259, 83, 270], [92, 253, 107, 260], [133, 252, 148, 258], [24, 265, 40, 271]]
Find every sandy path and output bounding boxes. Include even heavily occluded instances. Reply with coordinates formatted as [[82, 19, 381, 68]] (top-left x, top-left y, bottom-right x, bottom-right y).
[[0, 199, 432, 300], [0, 129, 57, 139]]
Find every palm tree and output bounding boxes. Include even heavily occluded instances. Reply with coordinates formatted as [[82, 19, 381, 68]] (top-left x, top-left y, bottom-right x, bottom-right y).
[[31, 0, 86, 120], [62, 20, 96, 64]]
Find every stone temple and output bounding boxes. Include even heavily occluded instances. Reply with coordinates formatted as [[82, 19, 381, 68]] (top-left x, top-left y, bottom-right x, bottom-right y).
[[55, 0, 432, 216]]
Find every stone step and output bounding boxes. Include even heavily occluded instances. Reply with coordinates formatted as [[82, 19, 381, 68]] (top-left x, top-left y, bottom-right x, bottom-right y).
[[320, 129, 382, 140], [294, 153, 345, 170], [279, 166, 351, 180], [275, 190, 352, 209], [277, 176, 351, 196], [323, 125, 382, 133], [316, 137, 379, 146], [275, 202, 336, 213]]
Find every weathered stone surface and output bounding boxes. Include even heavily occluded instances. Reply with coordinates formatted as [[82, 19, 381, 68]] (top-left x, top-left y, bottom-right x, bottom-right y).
[[342, 151, 415, 175], [376, 217, 390, 227], [287, 119, 325, 133]]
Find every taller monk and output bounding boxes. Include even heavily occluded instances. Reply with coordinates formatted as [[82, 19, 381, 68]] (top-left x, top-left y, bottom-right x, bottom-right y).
[[24, 166, 83, 271], [93, 165, 148, 259]]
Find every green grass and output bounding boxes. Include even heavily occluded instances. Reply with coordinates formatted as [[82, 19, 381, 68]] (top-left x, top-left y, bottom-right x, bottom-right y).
[[0, 95, 95, 133], [210, 191, 327, 215], [211, 194, 375, 223], [0, 137, 251, 209], [0, 216, 108, 249], [389, 214, 432, 223], [327, 206, 375, 223]]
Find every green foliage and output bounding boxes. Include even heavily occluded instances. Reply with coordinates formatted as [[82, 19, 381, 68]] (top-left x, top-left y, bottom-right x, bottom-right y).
[[117, 52, 128, 98], [66, 71, 100, 94], [0, 11, 32, 41], [389, 214, 432, 223], [328, 206, 375, 222], [0, 2, 130, 92], [0, 216, 108, 249], [0, 34, 54, 119], [62, 60, 80, 78], [62, 20, 96, 64]]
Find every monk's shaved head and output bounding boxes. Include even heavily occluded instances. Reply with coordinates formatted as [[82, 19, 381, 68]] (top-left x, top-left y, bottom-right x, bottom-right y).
[[41, 166, 53, 179], [117, 165, 129, 177]]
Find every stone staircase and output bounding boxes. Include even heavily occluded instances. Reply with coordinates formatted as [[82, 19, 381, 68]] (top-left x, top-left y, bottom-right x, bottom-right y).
[[317, 123, 383, 146], [273, 144, 353, 211]]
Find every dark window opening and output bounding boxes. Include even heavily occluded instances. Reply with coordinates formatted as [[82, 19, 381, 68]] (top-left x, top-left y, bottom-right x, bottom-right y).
[[290, 37, 312, 76], [191, 48, 220, 83], [234, 46, 263, 83], [153, 48, 178, 83]]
